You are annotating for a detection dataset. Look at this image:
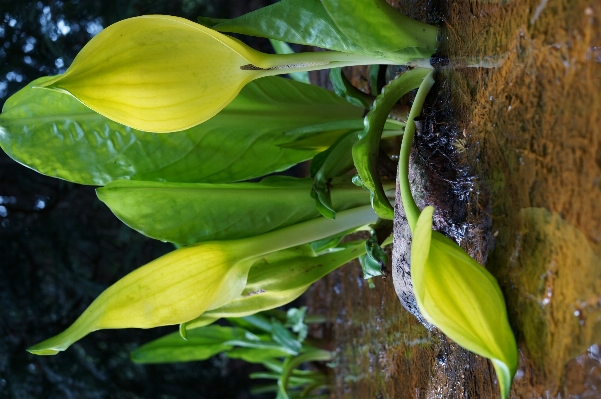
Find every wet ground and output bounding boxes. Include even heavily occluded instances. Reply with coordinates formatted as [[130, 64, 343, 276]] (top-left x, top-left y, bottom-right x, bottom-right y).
[[306, 0, 601, 397]]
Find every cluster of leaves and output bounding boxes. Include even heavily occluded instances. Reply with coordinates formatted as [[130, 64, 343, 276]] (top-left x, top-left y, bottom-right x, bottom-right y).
[[133, 308, 332, 398], [0, 1, 519, 398]]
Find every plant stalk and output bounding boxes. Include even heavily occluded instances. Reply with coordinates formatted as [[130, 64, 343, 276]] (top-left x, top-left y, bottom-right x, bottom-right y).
[[398, 70, 435, 233]]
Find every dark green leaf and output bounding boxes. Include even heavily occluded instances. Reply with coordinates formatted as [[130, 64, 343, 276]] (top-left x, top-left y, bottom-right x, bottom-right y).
[[279, 118, 402, 151], [311, 132, 359, 219], [96, 176, 370, 245], [359, 253, 383, 280], [197, 0, 374, 55], [329, 68, 373, 109], [0, 76, 362, 185], [271, 319, 302, 355], [321, 0, 439, 57]]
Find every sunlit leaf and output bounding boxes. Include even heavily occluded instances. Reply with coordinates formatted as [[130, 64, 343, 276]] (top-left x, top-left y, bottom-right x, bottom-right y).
[[0, 76, 361, 185], [97, 177, 370, 245], [411, 206, 518, 399]]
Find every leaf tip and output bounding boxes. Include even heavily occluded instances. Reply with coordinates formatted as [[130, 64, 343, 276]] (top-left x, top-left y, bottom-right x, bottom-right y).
[[27, 346, 60, 356], [179, 323, 188, 340]]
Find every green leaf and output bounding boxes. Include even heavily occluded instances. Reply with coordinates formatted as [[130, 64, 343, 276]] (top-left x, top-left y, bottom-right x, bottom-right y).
[[269, 39, 311, 84], [352, 68, 430, 219], [96, 176, 370, 246], [329, 68, 373, 109], [132, 325, 294, 364], [226, 347, 290, 363], [131, 325, 239, 364], [285, 307, 308, 342], [411, 206, 517, 399], [279, 118, 403, 152], [0, 76, 362, 185], [321, 0, 439, 57], [310, 132, 359, 219], [271, 319, 303, 355], [197, 0, 372, 55]]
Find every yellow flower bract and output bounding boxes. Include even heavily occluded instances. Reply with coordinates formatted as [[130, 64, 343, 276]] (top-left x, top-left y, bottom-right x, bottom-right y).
[[411, 206, 518, 399], [27, 242, 247, 355], [37, 15, 267, 133]]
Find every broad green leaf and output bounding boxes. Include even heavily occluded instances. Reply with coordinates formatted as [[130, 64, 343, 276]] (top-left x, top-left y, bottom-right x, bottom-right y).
[[321, 0, 439, 57], [97, 177, 370, 245], [411, 207, 517, 399], [131, 325, 240, 363], [269, 39, 311, 84], [352, 68, 430, 219], [0, 75, 361, 185], [198, 0, 373, 55]]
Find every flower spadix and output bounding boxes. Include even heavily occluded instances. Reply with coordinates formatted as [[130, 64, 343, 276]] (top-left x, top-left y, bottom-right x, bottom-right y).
[[36, 15, 389, 133], [28, 205, 378, 355], [411, 206, 518, 399]]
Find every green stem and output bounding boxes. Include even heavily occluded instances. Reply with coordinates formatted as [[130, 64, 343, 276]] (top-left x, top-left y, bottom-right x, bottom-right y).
[[238, 205, 378, 258], [279, 350, 333, 398], [256, 51, 433, 76], [398, 70, 435, 233]]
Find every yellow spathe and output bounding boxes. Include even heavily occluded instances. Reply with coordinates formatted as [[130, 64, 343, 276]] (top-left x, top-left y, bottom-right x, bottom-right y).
[[37, 16, 267, 133], [411, 206, 518, 399], [27, 242, 248, 355]]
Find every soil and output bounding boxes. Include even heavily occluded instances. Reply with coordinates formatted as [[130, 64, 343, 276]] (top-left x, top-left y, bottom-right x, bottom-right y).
[[306, 0, 601, 398]]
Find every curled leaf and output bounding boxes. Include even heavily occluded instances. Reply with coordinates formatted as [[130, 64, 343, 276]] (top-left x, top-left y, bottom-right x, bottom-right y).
[[352, 68, 430, 220], [411, 206, 518, 399]]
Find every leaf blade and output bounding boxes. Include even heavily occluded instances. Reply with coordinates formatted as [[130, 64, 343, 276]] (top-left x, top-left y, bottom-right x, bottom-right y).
[[0, 76, 362, 185]]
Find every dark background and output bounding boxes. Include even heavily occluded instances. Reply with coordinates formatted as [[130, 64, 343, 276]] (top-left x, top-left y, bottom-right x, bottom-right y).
[[0, 1, 280, 398]]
